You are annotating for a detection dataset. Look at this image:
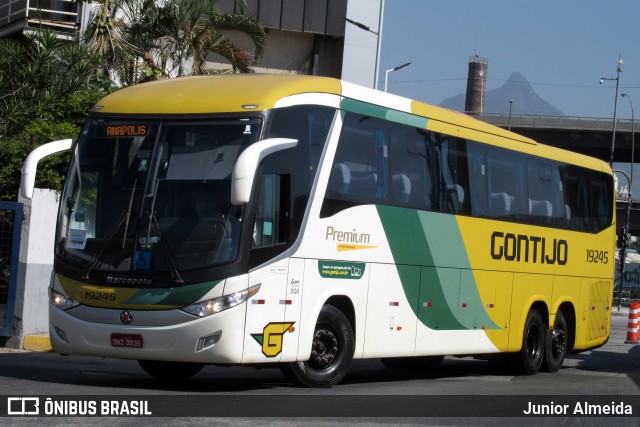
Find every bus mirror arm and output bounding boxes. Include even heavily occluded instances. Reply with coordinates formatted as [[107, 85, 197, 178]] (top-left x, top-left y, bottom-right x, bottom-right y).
[[231, 138, 298, 205], [19, 139, 75, 201]]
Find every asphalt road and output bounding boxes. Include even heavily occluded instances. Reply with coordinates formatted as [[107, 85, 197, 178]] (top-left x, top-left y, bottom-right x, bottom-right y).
[[0, 312, 638, 426]]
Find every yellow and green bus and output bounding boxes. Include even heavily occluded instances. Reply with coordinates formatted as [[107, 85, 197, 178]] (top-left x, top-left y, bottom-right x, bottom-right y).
[[49, 74, 615, 386]]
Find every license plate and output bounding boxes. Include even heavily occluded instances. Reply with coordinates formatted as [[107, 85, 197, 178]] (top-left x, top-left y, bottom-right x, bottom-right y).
[[111, 333, 143, 348]]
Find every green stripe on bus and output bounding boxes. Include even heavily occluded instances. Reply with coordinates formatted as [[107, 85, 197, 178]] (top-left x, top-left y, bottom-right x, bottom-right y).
[[377, 205, 498, 331], [124, 280, 223, 307], [340, 98, 428, 128]]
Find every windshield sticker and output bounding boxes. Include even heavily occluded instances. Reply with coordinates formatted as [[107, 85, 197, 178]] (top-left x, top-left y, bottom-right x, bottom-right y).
[[66, 229, 87, 250], [318, 260, 365, 280], [134, 250, 152, 271]]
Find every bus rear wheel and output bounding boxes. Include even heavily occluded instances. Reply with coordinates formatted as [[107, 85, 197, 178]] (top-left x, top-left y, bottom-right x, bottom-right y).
[[137, 360, 204, 381], [542, 310, 568, 373], [281, 305, 354, 387], [509, 309, 545, 375]]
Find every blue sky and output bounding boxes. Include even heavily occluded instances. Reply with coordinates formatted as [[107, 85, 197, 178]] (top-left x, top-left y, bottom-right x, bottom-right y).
[[379, 0, 640, 120]]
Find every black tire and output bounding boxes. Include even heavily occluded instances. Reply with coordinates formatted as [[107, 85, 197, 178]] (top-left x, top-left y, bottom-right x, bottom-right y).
[[509, 309, 545, 375], [281, 305, 354, 387], [381, 355, 444, 370], [137, 360, 204, 381], [541, 310, 568, 373]]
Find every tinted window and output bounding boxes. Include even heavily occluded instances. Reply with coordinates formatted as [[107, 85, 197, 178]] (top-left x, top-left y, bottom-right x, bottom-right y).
[[322, 109, 613, 233]]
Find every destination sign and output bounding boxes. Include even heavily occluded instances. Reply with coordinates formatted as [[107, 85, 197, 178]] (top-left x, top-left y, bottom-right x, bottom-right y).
[[102, 125, 147, 137]]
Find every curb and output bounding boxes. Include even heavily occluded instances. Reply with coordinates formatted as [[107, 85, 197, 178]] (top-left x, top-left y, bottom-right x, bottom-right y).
[[23, 335, 52, 352]]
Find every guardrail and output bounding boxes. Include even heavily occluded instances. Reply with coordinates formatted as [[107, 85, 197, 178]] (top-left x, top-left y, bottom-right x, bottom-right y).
[[472, 112, 638, 130]]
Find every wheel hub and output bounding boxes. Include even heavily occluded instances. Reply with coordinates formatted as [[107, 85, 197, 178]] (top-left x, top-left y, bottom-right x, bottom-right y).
[[551, 328, 566, 355], [309, 329, 338, 369]]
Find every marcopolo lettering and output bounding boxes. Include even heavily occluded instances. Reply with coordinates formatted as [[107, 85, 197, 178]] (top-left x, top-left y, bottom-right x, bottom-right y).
[[106, 276, 153, 286], [490, 231, 568, 265]]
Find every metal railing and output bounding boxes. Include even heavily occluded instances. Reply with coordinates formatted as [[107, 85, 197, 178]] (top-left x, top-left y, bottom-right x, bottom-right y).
[[0, 201, 23, 337], [1, 0, 81, 36]]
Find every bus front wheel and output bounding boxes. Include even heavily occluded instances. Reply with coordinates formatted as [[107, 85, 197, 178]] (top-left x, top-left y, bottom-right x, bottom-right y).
[[281, 305, 354, 387], [509, 309, 545, 375]]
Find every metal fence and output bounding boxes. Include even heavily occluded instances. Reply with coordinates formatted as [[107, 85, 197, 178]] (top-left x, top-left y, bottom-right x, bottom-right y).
[[0, 201, 23, 336]]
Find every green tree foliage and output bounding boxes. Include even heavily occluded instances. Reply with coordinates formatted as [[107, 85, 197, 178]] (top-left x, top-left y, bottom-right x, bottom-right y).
[[0, 1, 266, 200], [0, 31, 110, 200]]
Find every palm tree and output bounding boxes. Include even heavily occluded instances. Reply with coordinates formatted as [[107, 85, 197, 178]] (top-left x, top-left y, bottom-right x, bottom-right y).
[[82, 0, 266, 84], [148, 0, 266, 77], [82, 0, 156, 84]]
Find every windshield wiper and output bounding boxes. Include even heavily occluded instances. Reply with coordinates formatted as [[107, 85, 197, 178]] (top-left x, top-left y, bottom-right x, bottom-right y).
[[82, 179, 138, 279], [145, 179, 184, 285], [121, 178, 137, 248], [81, 210, 127, 279]]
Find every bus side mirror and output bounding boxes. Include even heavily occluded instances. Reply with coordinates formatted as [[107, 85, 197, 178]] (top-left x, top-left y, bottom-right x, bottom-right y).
[[19, 139, 74, 201], [231, 138, 298, 205]]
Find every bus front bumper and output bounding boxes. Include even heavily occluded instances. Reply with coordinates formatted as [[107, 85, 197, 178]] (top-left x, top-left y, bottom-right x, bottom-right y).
[[49, 303, 247, 364]]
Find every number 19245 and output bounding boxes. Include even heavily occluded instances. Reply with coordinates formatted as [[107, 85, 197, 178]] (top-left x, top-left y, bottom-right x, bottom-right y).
[[586, 249, 608, 264]]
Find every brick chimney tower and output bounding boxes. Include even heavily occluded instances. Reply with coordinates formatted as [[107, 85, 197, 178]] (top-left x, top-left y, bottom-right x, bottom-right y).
[[465, 55, 489, 114]]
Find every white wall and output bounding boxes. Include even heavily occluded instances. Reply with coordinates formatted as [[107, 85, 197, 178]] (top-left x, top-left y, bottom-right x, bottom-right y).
[[13, 189, 60, 344]]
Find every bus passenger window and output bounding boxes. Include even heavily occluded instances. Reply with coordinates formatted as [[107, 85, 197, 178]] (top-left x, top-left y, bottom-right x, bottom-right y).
[[487, 147, 524, 219], [389, 126, 433, 209], [466, 142, 488, 217], [441, 137, 470, 215], [527, 161, 560, 226], [590, 173, 613, 232], [327, 112, 388, 203], [560, 165, 590, 231]]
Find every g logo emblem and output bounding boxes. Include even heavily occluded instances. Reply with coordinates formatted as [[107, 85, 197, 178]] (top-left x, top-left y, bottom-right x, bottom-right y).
[[251, 322, 295, 357]]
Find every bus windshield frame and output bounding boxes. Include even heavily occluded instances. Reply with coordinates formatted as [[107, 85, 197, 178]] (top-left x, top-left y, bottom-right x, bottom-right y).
[[55, 115, 263, 286]]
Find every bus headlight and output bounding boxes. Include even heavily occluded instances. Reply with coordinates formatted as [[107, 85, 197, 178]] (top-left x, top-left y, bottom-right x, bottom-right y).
[[49, 287, 80, 310], [181, 284, 261, 318]]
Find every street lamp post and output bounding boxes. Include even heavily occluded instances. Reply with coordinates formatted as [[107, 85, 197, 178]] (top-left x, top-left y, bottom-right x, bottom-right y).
[[615, 170, 631, 310], [618, 93, 636, 310], [384, 62, 411, 92], [508, 100, 513, 131], [601, 55, 624, 166], [621, 93, 635, 201]]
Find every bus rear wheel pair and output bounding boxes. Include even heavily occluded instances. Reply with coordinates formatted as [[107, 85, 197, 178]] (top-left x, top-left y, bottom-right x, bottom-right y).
[[508, 309, 568, 375]]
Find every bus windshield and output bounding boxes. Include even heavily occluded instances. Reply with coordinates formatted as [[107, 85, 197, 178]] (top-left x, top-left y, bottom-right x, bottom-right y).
[[56, 117, 262, 279]]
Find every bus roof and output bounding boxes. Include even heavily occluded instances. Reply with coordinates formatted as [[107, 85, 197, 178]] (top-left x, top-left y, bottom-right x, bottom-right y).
[[92, 74, 610, 174]]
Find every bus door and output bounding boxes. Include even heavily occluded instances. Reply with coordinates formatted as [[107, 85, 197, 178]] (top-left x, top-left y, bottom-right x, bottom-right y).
[[242, 174, 292, 363]]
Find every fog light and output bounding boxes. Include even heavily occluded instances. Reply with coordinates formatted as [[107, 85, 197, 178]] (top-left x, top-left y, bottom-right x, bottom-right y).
[[54, 326, 69, 344], [196, 332, 221, 351]]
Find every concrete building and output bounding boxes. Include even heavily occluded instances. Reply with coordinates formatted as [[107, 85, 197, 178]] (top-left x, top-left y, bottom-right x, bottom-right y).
[[0, 0, 92, 40], [0, 0, 382, 88]]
